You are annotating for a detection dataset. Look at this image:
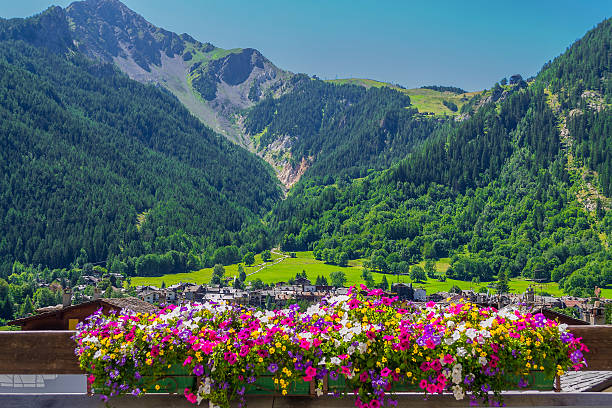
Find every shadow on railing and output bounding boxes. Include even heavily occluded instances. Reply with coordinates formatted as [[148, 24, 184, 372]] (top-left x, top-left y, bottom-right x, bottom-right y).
[[0, 326, 611, 407]]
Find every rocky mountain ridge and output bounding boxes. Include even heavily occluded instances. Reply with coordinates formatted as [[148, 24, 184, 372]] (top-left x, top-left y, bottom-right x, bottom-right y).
[[65, 0, 290, 147]]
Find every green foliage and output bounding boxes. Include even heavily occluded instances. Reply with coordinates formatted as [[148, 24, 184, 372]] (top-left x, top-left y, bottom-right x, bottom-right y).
[[361, 269, 375, 287], [421, 85, 466, 94], [330, 270, 347, 287], [442, 100, 458, 112], [245, 75, 442, 182], [0, 18, 281, 277], [265, 18, 612, 298], [315, 275, 328, 286], [410, 265, 426, 282], [449, 285, 462, 294], [242, 252, 255, 266], [261, 250, 272, 262], [251, 278, 265, 290], [211, 264, 225, 285], [496, 270, 510, 294]]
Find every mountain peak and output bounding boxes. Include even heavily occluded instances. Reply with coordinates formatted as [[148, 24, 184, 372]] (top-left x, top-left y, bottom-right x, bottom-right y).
[[0, 5, 72, 53], [66, 0, 182, 69]]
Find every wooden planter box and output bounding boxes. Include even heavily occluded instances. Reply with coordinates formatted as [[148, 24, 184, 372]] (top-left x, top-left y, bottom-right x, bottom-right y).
[[123, 370, 553, 396]]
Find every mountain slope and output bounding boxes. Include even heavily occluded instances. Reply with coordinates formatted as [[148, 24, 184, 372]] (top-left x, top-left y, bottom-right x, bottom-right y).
[[269, 18, 612, 297], [326, 78, 480, 116], [243, 74, 446, 187], [65, 0, 290, 146], [0, 8, 281, 273]]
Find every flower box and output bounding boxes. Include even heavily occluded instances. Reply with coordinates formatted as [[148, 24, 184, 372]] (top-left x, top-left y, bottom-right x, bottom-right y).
[[76, 288, 587, 407]]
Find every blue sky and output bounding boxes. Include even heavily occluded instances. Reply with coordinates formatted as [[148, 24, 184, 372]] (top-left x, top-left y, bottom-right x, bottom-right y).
[[4, 0, 611, 91]]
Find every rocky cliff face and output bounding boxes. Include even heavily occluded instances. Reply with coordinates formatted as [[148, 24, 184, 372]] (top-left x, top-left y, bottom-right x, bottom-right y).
[[65, 0, 290, 147]]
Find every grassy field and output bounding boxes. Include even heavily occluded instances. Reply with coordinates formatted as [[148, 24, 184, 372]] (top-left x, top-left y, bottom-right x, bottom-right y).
[[325, 78, 480, 116], [131, 251, 581, 298]]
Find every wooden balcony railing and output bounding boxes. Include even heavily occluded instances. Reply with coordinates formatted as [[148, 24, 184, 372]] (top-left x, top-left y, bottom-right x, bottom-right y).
[[1, 326, 612, 407]]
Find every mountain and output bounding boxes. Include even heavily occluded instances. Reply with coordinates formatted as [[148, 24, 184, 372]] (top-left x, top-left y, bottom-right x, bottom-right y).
[[65, 0, 290, 146], [62, 0, 461, 188], [0, 0, 610, 321], [0, 6, 282, 273], [269, 18, 612, 298], [243, 74, 444, 187]]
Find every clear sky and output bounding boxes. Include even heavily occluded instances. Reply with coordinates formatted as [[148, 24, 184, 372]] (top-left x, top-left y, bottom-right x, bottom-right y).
[[4, 0, 612, 91]]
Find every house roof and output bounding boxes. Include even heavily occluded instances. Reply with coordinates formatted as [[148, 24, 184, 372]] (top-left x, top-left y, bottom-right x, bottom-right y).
[[536, 307, 589, 325], [8, 297, 158, 326]]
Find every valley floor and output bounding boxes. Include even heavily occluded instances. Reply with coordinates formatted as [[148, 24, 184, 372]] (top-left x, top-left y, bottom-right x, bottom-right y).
[[130, 251, 600, 298]]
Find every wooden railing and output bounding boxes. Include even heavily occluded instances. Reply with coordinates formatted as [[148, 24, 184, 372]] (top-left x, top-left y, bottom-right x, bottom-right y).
[[1, 326, 611, 407]]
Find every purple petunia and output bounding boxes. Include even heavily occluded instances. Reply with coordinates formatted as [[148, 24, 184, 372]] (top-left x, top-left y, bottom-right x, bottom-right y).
[[570, 350, 583, 364], [193, 364, 204, 376], [268, 363, 278, 374]]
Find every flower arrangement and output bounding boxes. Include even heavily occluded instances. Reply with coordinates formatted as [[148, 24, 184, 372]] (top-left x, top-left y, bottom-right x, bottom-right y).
[[74, 286, 587, 407]]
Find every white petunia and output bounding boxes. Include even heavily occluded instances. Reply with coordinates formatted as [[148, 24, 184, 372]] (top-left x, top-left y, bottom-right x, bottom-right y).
[[452, 385, 465, 400]]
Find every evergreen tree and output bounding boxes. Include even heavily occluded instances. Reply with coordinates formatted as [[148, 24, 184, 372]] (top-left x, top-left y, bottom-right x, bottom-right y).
[[379, 275, 389, 291], [497, 270, 510, 294]]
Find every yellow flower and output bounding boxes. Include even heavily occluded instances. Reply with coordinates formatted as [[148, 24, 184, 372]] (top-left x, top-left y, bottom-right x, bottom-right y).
[[155, 385, 160, 391], [282, 390, 287, 396], [146, 359, 153, 366], [406, 372, 412, 378]]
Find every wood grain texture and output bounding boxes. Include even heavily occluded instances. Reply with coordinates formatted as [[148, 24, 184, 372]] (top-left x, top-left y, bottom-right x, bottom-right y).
[[567, 325, 612, 371], [0, 331, 81, 374], [0, 326, 609, 374], [1, 393, 612, 408]]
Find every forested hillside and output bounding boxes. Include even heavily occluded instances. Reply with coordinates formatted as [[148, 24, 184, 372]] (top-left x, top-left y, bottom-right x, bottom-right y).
[[270, 18, 612, 297], [65, 0, 290, 146], [244, 74, 444, 185], [0, 2, 610, 324], [0, 9, 281, 277]]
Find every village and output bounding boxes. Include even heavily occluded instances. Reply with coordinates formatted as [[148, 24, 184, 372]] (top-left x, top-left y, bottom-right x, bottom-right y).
[[8, 273, 611, 331]]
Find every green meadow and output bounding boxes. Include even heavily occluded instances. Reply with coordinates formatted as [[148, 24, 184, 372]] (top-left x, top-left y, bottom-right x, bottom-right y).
[[325, 78, 480, 116], [131, 251, 579, 298]]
